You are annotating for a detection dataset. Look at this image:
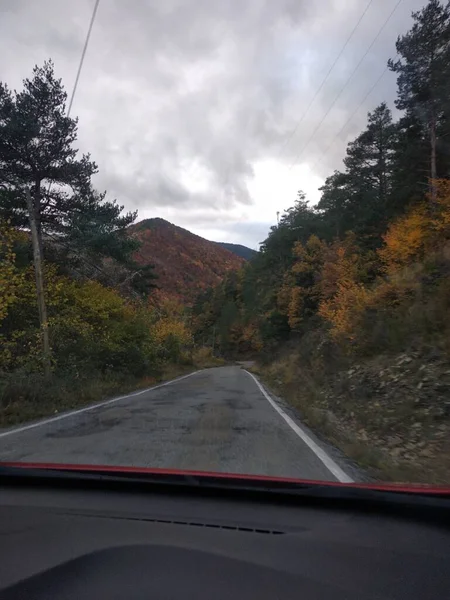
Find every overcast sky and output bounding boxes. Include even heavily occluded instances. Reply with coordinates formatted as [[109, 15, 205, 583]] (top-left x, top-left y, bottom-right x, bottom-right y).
[[0, 0, 427, 247]]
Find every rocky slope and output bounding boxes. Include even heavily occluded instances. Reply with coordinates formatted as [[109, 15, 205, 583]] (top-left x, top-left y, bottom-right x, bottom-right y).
[[260, 347, 450, 484], [322, 352, 450, 480]]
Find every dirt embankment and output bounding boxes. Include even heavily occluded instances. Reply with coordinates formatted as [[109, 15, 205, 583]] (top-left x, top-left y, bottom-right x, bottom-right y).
[[257, 350, 450, 484]]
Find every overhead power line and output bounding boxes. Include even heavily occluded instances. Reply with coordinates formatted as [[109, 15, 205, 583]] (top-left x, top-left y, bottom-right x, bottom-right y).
[[311, 65, 389, 173], [67, 0, 101, 116], [277, 0, 374, 159], [287, 0, 403, 172], [44, 0, 108, 282], [46, 0, 100, 198]]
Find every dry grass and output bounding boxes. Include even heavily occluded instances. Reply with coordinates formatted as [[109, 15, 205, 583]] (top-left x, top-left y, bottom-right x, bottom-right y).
[[0, 346, 227, 428], [254, 352, 450, 485], [191, 347, 225, 368], [0, 343, 228, 429], [0, 363, 197, 428]]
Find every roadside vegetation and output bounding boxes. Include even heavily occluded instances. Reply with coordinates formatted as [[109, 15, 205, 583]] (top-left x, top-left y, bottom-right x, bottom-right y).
[[0, 63, 212, 427], [193, 1, 450, 484]]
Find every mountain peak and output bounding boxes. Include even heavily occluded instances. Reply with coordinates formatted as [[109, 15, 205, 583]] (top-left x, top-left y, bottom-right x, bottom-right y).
[[133, 217, 173, 230]]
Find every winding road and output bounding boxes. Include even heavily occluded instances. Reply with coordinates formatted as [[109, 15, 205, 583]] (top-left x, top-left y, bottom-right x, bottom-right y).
[[0, 366, 354, 482]]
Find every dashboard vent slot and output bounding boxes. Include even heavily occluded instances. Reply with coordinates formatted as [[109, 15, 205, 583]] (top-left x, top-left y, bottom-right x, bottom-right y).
[[150, 518, 284, 535], [70, 511, 285, 534]]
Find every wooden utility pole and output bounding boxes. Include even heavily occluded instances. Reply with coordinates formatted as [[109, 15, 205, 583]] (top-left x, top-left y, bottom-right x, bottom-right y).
[[430, 109, 438, 202], [25, 188, 51, 378]]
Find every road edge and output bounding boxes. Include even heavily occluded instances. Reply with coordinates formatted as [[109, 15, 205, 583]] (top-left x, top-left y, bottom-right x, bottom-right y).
[[0, 370, 203, 440], [244, 369, 354, 483]]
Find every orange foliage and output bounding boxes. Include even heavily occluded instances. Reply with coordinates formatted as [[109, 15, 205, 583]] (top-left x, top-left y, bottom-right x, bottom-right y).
[[433, 178, 450, 236], [318, 182, 450, 342], [319, 234, 360, 301], [318, 233, 369, 340], [379, 204, 429, 272], [379, 179, 450, 272]]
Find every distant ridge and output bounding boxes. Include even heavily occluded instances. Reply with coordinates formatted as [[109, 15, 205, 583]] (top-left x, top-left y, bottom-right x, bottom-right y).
[[129, 218, 245, 303]]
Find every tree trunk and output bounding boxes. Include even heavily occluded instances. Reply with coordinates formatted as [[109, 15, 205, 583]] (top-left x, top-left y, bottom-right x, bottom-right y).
[[25, 188, 51, 378], [33, 183, 45, 260], [430, 110, 437, 202]]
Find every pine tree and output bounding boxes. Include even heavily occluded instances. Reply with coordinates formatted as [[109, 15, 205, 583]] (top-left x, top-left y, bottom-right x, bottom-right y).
[[388, 0, 450, 199], [343, 103, 396, 235], [0, 61, 147, 374], [390, 111, 429, 215], [317, 104, 396, 246], [317, 171, 351, 238], [0, 61, 137, 260]]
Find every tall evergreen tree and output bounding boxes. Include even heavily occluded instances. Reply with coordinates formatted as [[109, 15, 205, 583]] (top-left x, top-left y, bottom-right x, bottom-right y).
[[317, 171, 350, 238], [388, 0, 450, 198], [343, 103, 396, 234], [317, 104, 396, 245], [0, 61, 155, 373], [390, 111, 429, 215], [0, 61, 137, 261]]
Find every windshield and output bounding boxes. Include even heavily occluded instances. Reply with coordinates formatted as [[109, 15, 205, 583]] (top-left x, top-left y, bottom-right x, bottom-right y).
[[0, 0, 449, 488]]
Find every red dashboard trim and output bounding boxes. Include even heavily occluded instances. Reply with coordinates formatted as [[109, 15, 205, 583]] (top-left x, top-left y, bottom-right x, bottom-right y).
[[1, 461, 449, 495]]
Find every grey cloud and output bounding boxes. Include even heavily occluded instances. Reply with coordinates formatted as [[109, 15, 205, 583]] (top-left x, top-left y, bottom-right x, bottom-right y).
[[0, 0, 427, 246]]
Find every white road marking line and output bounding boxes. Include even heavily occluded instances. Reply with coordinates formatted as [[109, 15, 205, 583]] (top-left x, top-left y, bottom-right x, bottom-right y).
[[0, 370, 202, 439], [244, 370, 353, 483]]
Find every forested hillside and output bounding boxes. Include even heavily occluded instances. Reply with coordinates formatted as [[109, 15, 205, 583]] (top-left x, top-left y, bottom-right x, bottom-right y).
[[130, 218, 244, 304], [215, 242, 257, 261], [193, 1, 450, 483]]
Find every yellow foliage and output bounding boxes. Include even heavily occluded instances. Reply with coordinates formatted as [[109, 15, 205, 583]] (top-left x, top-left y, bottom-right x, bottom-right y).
[[277, 235, 327, 329], [291, 235, 326, 275], [287, 286, 303, 331], [153, 317, 192, 346], [277, 279, 293, 314], [241, 322, 263, 352], [154, 296, 185, 319], [433, 178, 450, 236], [0, 224, 197, 375], [319, 281, 370, 340], [0, 221, 25, 323], [191, 346, 225, 368]]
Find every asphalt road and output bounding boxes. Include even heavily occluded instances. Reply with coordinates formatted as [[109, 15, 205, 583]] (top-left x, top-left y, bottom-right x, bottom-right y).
[[0, 366, 353, 482]]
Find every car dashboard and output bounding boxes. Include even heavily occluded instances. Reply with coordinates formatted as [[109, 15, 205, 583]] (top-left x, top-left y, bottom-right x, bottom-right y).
[[0, 470, 449, 599]]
